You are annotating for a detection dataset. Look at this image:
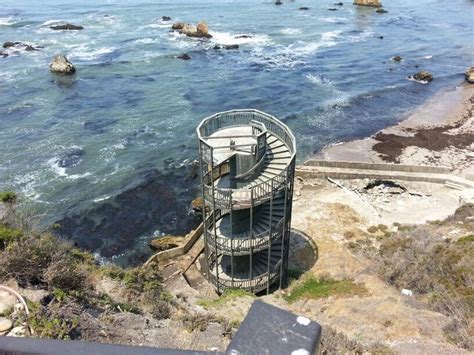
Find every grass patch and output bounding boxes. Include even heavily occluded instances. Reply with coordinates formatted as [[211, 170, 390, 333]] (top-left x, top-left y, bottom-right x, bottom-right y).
[[198, 288, 253, 309], [284, 276, 367, 303], [0, 224, 23, 249]]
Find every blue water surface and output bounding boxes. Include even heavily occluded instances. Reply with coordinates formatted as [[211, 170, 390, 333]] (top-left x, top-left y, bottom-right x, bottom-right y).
[[0, 0, 472, 264]]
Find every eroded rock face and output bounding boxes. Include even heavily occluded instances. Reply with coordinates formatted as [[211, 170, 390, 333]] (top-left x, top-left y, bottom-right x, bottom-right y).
[[412, 70, 433, 83], [465, 67, 474, 84], [148, 236, 182, 252], [50, 23, 83, 30], [353, 0, 382, 7], [50, 55, 76, 75]]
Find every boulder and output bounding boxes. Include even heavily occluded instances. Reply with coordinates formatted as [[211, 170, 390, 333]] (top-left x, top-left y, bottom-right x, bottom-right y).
[[275, 0, 283, 5], [465, 67, 474, 84], [162, 16, 172, 21], [376, 8, 388, 13], [353, 0, 382, 7], [50, 23, 83, 30], [177, 53, 191, 60], [0, 317, 12, 332], [334, 2, 344, 5], [412, 70, 433, 82], [148, 236, 182, 252], [7, 326, 26, 337], [196, 21, 209, 36], [392, 56, 402, 62], [49, 55, 76, 75], [172, 22, 185, 30]]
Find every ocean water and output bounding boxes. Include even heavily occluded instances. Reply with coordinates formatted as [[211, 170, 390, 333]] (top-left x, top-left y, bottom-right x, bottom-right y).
[[0, 0, 472, 265]]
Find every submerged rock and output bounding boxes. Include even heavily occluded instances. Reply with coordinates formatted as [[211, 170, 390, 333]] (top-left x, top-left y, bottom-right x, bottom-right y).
[[353, 0, 382, 7], [149, 235, 182, 252], [328, 8, 338, 11], [3, 41, 40, 51], [57, 147, 84, 168], [50, 23, 83, 30], [334, 2, 344, 5], [162, 16, 172, 21], [299, 7, 309, 10], [465, 67, 474, 84], [275, 0, 283, 5], [392, 56, 402, 62], [411, 70, 433, 82], [50, 55, 76, 75], [235, 35, 252, 39], [214, 44, 239, 50], [376, 8, 388, 13], [177, 53, 191, 60]]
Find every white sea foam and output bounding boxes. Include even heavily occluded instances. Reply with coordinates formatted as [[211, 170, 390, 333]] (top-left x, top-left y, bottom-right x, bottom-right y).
[[305, 73, 331, 85], [321, 17, 348, 24], [93, 195, 111, 203], [281, 28, 301, 35], [423, 55, 433, 59], [69, 46, 115, 61], [133, 37, 158, 44], [40, 19, 66, 26], [0, 16, 16, 26], [210, 31, 272, 46], [145, 23, 169, 29]]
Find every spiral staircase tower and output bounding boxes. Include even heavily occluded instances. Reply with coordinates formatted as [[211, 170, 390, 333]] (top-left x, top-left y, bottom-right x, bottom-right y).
[[197, 109, 296, 294]]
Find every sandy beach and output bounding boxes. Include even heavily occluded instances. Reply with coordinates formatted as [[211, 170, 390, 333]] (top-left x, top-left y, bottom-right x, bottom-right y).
[[319, 83, 474, 177]]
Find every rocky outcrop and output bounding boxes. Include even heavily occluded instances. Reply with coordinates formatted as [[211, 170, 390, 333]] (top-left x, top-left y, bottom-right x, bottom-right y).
[[465, 67, 474, 84], [3, 41, 40, 51], [411, 70, 433, 83], [162, 16, 172, 21], [177, 53, 191, 60], [49, 55, 76, 75], [172, 21, 212, 38], [50, 23, 83, 30], [148, 236, 182, 252], [353, 0, 382, 7]]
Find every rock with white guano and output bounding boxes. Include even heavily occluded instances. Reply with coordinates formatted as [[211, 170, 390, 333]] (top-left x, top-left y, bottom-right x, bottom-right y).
[[50, 55, 76, 75], [353, 0, 382, 7]]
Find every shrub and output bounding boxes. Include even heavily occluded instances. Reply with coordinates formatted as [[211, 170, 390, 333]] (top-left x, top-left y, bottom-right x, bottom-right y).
[[0, 191, 17, 204], [0, 224, 23, 249]]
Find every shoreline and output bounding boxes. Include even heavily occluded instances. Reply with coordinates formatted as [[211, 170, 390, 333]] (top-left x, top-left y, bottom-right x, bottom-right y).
[[317, 82, 474, 177]]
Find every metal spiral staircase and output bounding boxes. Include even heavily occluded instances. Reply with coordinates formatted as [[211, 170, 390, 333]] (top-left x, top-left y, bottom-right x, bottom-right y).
[[197, 109, 296, 294]]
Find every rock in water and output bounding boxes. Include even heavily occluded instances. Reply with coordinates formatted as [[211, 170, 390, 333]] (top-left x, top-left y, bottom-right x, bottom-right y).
[[214, 44, 239, 50], [275, 0, 283, 5], [50, 55, 76, 75], [353, 0, 382, 7], [3, 41, 40, 51], [392, 56, 402, 62], [465, 67, 474, 84], [50, 23, 83, 30], [412, 70, 433, 82], [0, 51, 7, 58], [334, 2, 344, 5], [196, 21, 209, 36], [172, 22, 185, 30], [162, 16, 172, 21], [376, 8, 388, 13], [0, 317, 12, 332], [177, 53, 191, 60], [299, 7, 309, 10]]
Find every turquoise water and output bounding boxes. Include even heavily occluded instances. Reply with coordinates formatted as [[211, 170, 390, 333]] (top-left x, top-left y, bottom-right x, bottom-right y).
[[1, 0, 472, 264]]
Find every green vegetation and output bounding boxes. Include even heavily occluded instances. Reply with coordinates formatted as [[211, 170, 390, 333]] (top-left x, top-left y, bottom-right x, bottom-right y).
[[456, 234, 474, 244], [0, 224, 23, 249], [284, 276, 367, 304], [0, 191, 17, 204], [198, 288, 254, 309]]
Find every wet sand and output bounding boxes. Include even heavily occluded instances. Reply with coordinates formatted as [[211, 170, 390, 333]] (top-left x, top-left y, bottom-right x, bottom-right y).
[[318, 83, 474, 177]]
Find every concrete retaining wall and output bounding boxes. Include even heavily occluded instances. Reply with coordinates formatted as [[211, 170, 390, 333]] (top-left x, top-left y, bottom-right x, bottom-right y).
[[304, 159, 451, 174]]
